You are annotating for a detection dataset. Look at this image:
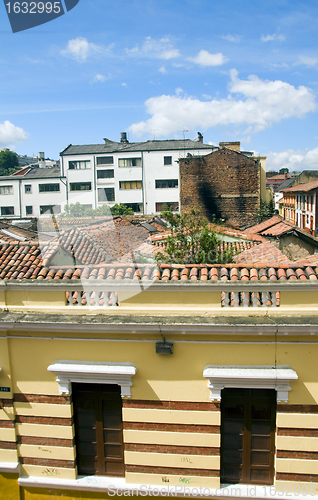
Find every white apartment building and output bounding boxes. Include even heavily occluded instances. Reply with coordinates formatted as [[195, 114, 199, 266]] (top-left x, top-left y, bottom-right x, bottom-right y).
[[0, 134, 214, 218], [60, 133, 214, 215], [0, 166, 66, 218]]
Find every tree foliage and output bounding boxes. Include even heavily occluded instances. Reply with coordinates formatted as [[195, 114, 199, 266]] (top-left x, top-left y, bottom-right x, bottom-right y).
[[256, 199, 275, 222], [0, 150, 19, 176], [60, 202, 134, 218], [109, 203, 134, 216], [156, 206, 234, 264]]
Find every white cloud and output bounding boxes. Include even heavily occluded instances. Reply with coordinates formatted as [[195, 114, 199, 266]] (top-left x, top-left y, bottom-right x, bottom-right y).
[[0, 121, 28, 148], [92, 74, 107, 83], [189, 50, 228, 67], [295, 56, 318, 67], [125, 37, 180, 60], [159, 66, 167, 74], [261, 34, 285, 42], [121, 82, 128, 87], [222, 34, 241, 43], [128, 70, 316, 137], [61, 37, 109, 62], [267, 147, 318, 171]]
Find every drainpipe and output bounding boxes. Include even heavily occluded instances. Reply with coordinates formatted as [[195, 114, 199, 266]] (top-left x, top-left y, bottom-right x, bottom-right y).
[[18, 179, 22, 217], [59, 177, 68, 210], [93, 156, 97, 209], [141, 152, 145, 215]]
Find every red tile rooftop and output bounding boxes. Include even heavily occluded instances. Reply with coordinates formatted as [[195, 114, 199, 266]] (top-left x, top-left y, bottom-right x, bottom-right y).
[[281, 180, 318, 192]]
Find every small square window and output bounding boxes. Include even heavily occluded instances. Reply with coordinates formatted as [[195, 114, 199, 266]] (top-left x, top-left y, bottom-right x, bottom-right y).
[[25, 185, 32, 194], [26, 206, 33, 215], [164, 156, 172, 165], [1, 206, 14, 216]]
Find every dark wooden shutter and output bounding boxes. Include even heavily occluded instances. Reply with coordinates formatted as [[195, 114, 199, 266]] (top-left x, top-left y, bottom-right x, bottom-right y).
[[73, 383, 124, 477], [221, 388, 276, 485]]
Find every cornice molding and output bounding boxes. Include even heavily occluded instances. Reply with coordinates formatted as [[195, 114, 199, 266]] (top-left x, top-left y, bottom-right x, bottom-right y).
[[203, 365, 298, 403], [47, 360, 137, 398]]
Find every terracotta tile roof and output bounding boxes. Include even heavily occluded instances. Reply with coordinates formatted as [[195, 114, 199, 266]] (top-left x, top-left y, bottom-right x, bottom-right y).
[[245, 216, 283, 235], [1, 240, 318, 282], [260, 222, 294, 237], [282, 180, 318, 192], [266, 174, 291, 181], [245, 215, 318, 242], [234, 241, 291, 266], [39, 217, 154, 266]]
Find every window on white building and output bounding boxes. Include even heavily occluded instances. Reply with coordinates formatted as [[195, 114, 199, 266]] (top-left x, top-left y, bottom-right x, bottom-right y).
[[24, 185, 32, 194], [70, 182, 92, 191], [96, 157, 114, 165], [1, 206, 14, 215], [164, 156, 172, 165], [0, 185, 13, 195], [39, 183, 60, 192], [69, 161, 90, 170], [118, 158, 141, 168], [40, 205, 61, 215], [155, 179, 178, 189], [97, 169, 114, 179], [25, 206, 33, 215], [119, 181, 142, 190], [98, 188, 115, 202], [156, 202, 179, 212]]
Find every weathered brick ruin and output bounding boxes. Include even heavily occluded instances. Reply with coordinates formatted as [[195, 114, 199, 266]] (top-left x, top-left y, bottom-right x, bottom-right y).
[[179, 143, 261, 228]]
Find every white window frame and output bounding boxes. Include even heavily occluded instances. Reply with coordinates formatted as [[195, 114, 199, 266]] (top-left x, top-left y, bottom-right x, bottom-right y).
[[48, 360, 137, 398], [0, 185, 13, 195], [203, 365, 298, 403]]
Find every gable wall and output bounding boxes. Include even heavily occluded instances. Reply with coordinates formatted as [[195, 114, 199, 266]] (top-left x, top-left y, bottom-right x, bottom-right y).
[[179, 149, 260, 227]]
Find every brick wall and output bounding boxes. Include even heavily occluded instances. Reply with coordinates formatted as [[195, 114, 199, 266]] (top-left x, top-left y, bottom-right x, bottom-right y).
[[179, 149, 261, 228]]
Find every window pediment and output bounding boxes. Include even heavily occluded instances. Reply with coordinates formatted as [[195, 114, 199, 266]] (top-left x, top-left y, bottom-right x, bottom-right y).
[[203, 365, 298, 403], [48, 360, 137, 398]]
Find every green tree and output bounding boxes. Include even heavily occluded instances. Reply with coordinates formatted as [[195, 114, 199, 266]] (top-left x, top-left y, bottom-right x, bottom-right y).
[[60, 202, 134, 218], [156, 206, 234, 264], [256, 199, 275, 222], [0, 150, 19, 176], [109, 203, 134, 216]]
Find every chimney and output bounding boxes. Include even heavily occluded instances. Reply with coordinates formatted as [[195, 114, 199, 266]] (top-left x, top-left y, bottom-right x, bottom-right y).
[[38, 152, 45, 160], [219, 141, 240, 152], [120, 132, 129, 144], [197, 132, 203, 143]]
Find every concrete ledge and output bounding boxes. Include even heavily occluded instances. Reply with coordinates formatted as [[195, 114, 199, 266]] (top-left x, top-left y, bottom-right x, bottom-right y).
[[0, 462, 19, 473], [18, 476, 318, 499]]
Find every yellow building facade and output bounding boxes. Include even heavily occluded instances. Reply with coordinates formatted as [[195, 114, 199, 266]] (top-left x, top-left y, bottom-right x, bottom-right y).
[[0, 271, 318, 500]]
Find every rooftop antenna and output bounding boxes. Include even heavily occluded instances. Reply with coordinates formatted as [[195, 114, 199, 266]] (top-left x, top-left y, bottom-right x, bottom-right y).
[[151, 129, 158, 140]]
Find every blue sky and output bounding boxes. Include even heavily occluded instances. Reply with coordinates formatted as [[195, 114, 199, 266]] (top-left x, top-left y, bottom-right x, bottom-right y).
[[1, 0, 318, 171]]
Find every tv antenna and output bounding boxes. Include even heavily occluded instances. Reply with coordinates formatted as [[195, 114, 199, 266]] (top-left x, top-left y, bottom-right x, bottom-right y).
[[151, 129, 158, 140]]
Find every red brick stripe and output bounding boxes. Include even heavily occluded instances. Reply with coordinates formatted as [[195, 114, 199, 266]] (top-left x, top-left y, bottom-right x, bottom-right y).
[[277, 428, 318, 437], [14, 394, 71, 404], [124, 443, 220, 455], [20, 457, 76, 468], [17, 436, 74, 447], [126, 465, 219, 477], [2, 399, 14, 408], [123, 422, 220, 433], [16, 416, 73, 426], [277, 405, 318, 414], [276, 472, 318, 482], [0, 441, 17, 449], [0, 420, 15, 428], [277, 450, 318, 460], [123, 400, 220, 411]]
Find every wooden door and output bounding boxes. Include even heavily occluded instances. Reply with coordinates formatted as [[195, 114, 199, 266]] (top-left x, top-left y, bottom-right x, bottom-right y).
[[221, 388, 276, 485], [73, 383, 124, 476]]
